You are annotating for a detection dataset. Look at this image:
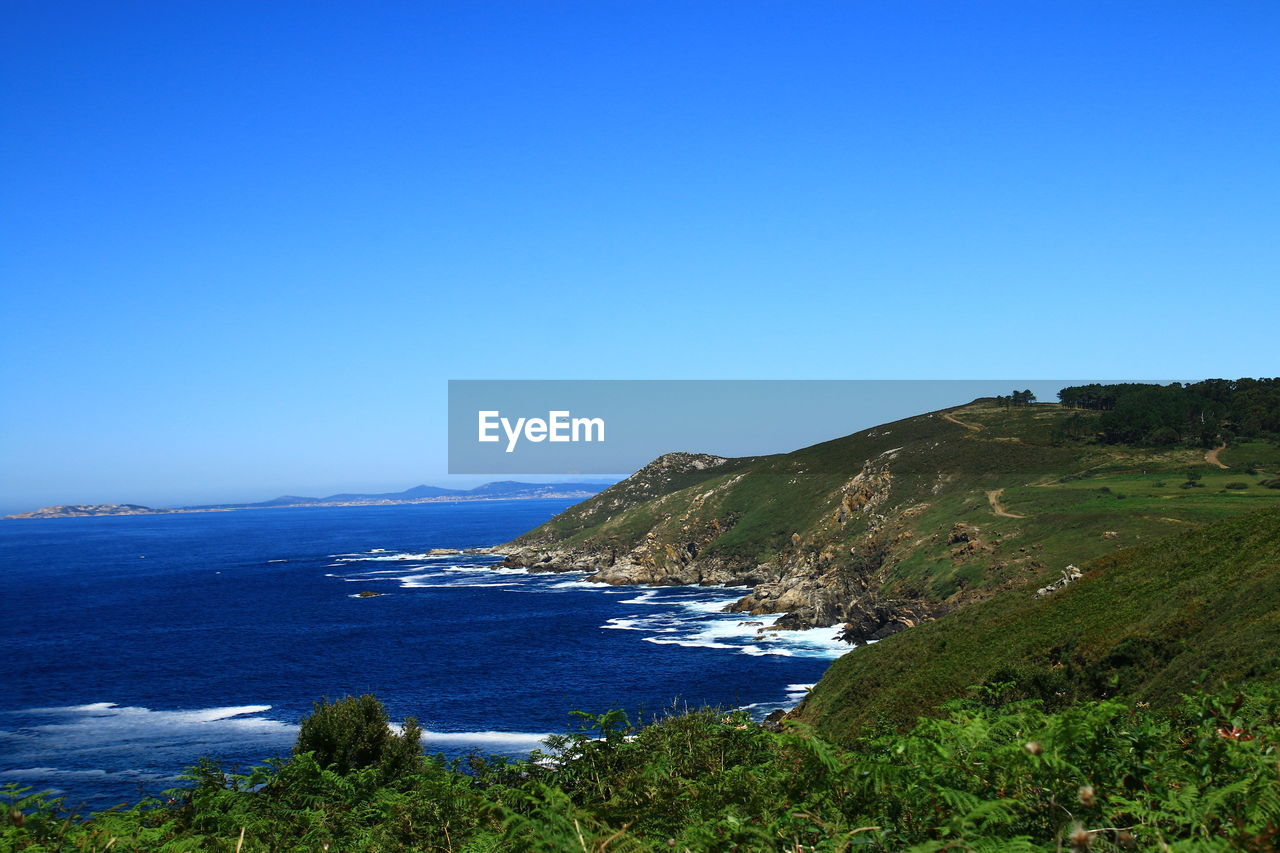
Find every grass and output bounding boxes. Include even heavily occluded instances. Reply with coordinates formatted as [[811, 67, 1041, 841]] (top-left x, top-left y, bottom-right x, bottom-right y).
[[797, 505, 1280, 738]]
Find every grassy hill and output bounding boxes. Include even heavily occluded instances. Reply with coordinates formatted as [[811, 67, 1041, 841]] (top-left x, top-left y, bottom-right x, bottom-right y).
[[503, 396, 1280, 641], [795, 504, 1280, 738]]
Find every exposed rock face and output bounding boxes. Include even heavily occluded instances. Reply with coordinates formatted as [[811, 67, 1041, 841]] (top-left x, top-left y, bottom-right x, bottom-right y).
[[947, 522, 994, 559], [1035, 565, 1083, 598], [839, 598, 932, 643]]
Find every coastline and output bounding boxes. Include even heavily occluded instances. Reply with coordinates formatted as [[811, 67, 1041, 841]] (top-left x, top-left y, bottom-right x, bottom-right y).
[[3, 494, 604, 520]]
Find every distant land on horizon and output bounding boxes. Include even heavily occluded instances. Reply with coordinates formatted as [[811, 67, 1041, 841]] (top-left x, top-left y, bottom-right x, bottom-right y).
[[3, 481, 616, 519]]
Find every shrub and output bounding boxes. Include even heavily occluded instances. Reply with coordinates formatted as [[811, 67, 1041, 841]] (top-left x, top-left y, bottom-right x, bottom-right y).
[[1224, 482, 1249, 490], [294, 694, 422, 780]]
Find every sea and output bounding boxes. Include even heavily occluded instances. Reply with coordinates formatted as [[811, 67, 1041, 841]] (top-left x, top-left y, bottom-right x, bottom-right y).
[[0, 500, 851, 810]]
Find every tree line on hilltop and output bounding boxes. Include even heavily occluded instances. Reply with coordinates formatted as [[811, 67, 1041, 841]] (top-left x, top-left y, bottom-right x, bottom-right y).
[[1051, 379, 1280, 448]]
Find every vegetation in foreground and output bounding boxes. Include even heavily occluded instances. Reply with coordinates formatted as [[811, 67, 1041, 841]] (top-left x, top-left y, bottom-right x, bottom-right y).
[[4, 687, 1280, 852]]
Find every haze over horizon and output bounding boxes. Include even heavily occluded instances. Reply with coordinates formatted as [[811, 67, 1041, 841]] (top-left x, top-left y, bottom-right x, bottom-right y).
[[3, 1, 1277, 511]]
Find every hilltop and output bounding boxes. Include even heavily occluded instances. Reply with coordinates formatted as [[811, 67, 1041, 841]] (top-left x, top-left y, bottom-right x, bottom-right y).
[[503, 383, 1280, 646]]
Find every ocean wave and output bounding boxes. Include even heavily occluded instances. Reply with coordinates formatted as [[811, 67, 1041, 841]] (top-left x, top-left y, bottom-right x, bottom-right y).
[[0, 702, 297, 790], [643, 637, 738, 650], [0, 766, 178, 782], [419, 730, 552, 751], [400, 580, 519, 589], [440, 564, 528, 575], [550, 579, 606, 590], [332, 552, 457, 563]]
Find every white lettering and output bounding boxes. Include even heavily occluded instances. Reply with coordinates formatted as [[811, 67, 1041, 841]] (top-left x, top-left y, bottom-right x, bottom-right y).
[[478, 410, 606, 453], [478, 411, 500, 442], [548, 411, 570, 442], [502, 416, 526, 453], [572, 416, 605, 442]]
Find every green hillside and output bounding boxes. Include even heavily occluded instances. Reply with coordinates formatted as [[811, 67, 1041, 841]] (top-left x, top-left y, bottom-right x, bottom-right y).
[[796, 504, 1280, 738], [504, 388, 1280, 641]]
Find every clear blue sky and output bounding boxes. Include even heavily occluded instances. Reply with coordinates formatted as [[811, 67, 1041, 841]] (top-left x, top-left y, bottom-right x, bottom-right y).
[[2, 1, 1277, 511]]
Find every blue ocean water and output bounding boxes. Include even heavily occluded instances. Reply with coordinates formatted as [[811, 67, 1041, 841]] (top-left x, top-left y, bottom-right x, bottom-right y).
[[0, 501, 849, 809]]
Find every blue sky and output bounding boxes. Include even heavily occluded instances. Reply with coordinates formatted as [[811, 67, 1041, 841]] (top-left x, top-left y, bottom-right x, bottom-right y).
[[2, 1, 1277, 510]]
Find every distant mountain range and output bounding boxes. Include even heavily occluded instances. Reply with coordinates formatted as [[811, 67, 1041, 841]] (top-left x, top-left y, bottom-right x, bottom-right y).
[[4, 481, 614, 519], [187, 481, 614, 509]]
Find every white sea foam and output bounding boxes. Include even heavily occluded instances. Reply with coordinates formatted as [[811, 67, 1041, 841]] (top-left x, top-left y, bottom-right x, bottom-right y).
[[595, 592, 852, 659], [334, 552, 457, 563], [3, 703, 296, 771], [785, 683, 815, 701], [0, 766, 177, 782], [602, 617, 680, 633], [400, 580, 519, 589], [618, 589, 662, 605], [643, 637, 738, 650], [676, 596, 744, 614], [419, 730, 552, 751], [549, 579, 605, 590], [441, 565, 528, 575]]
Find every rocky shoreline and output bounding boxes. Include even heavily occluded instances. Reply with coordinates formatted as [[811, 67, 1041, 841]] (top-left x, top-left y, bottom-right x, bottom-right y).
[[497, 538, 931, 647]]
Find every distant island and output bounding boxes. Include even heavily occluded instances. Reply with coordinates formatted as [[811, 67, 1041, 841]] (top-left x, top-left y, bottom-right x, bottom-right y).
[[4, 481, 613, 519]]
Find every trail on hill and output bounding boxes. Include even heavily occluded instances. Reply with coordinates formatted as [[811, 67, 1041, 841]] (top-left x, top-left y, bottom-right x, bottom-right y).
[[986, 488, 1026, 518], [1206, 444, 1230, 469], [941, 412, 981, 432]]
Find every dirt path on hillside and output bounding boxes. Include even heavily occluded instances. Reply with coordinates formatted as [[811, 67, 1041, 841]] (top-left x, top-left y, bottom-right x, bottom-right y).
[[942, 412, 982, 432], [986, 488, 1026, 518], [1205, 444, 1229, 469]]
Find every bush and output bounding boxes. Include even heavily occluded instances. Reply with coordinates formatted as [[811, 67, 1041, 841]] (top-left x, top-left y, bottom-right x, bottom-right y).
[[1180, 480, 1205, 489], [294, 694, 422, 780], [1224, 482, 1249, 490], [7, 687, 1280, 852]]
